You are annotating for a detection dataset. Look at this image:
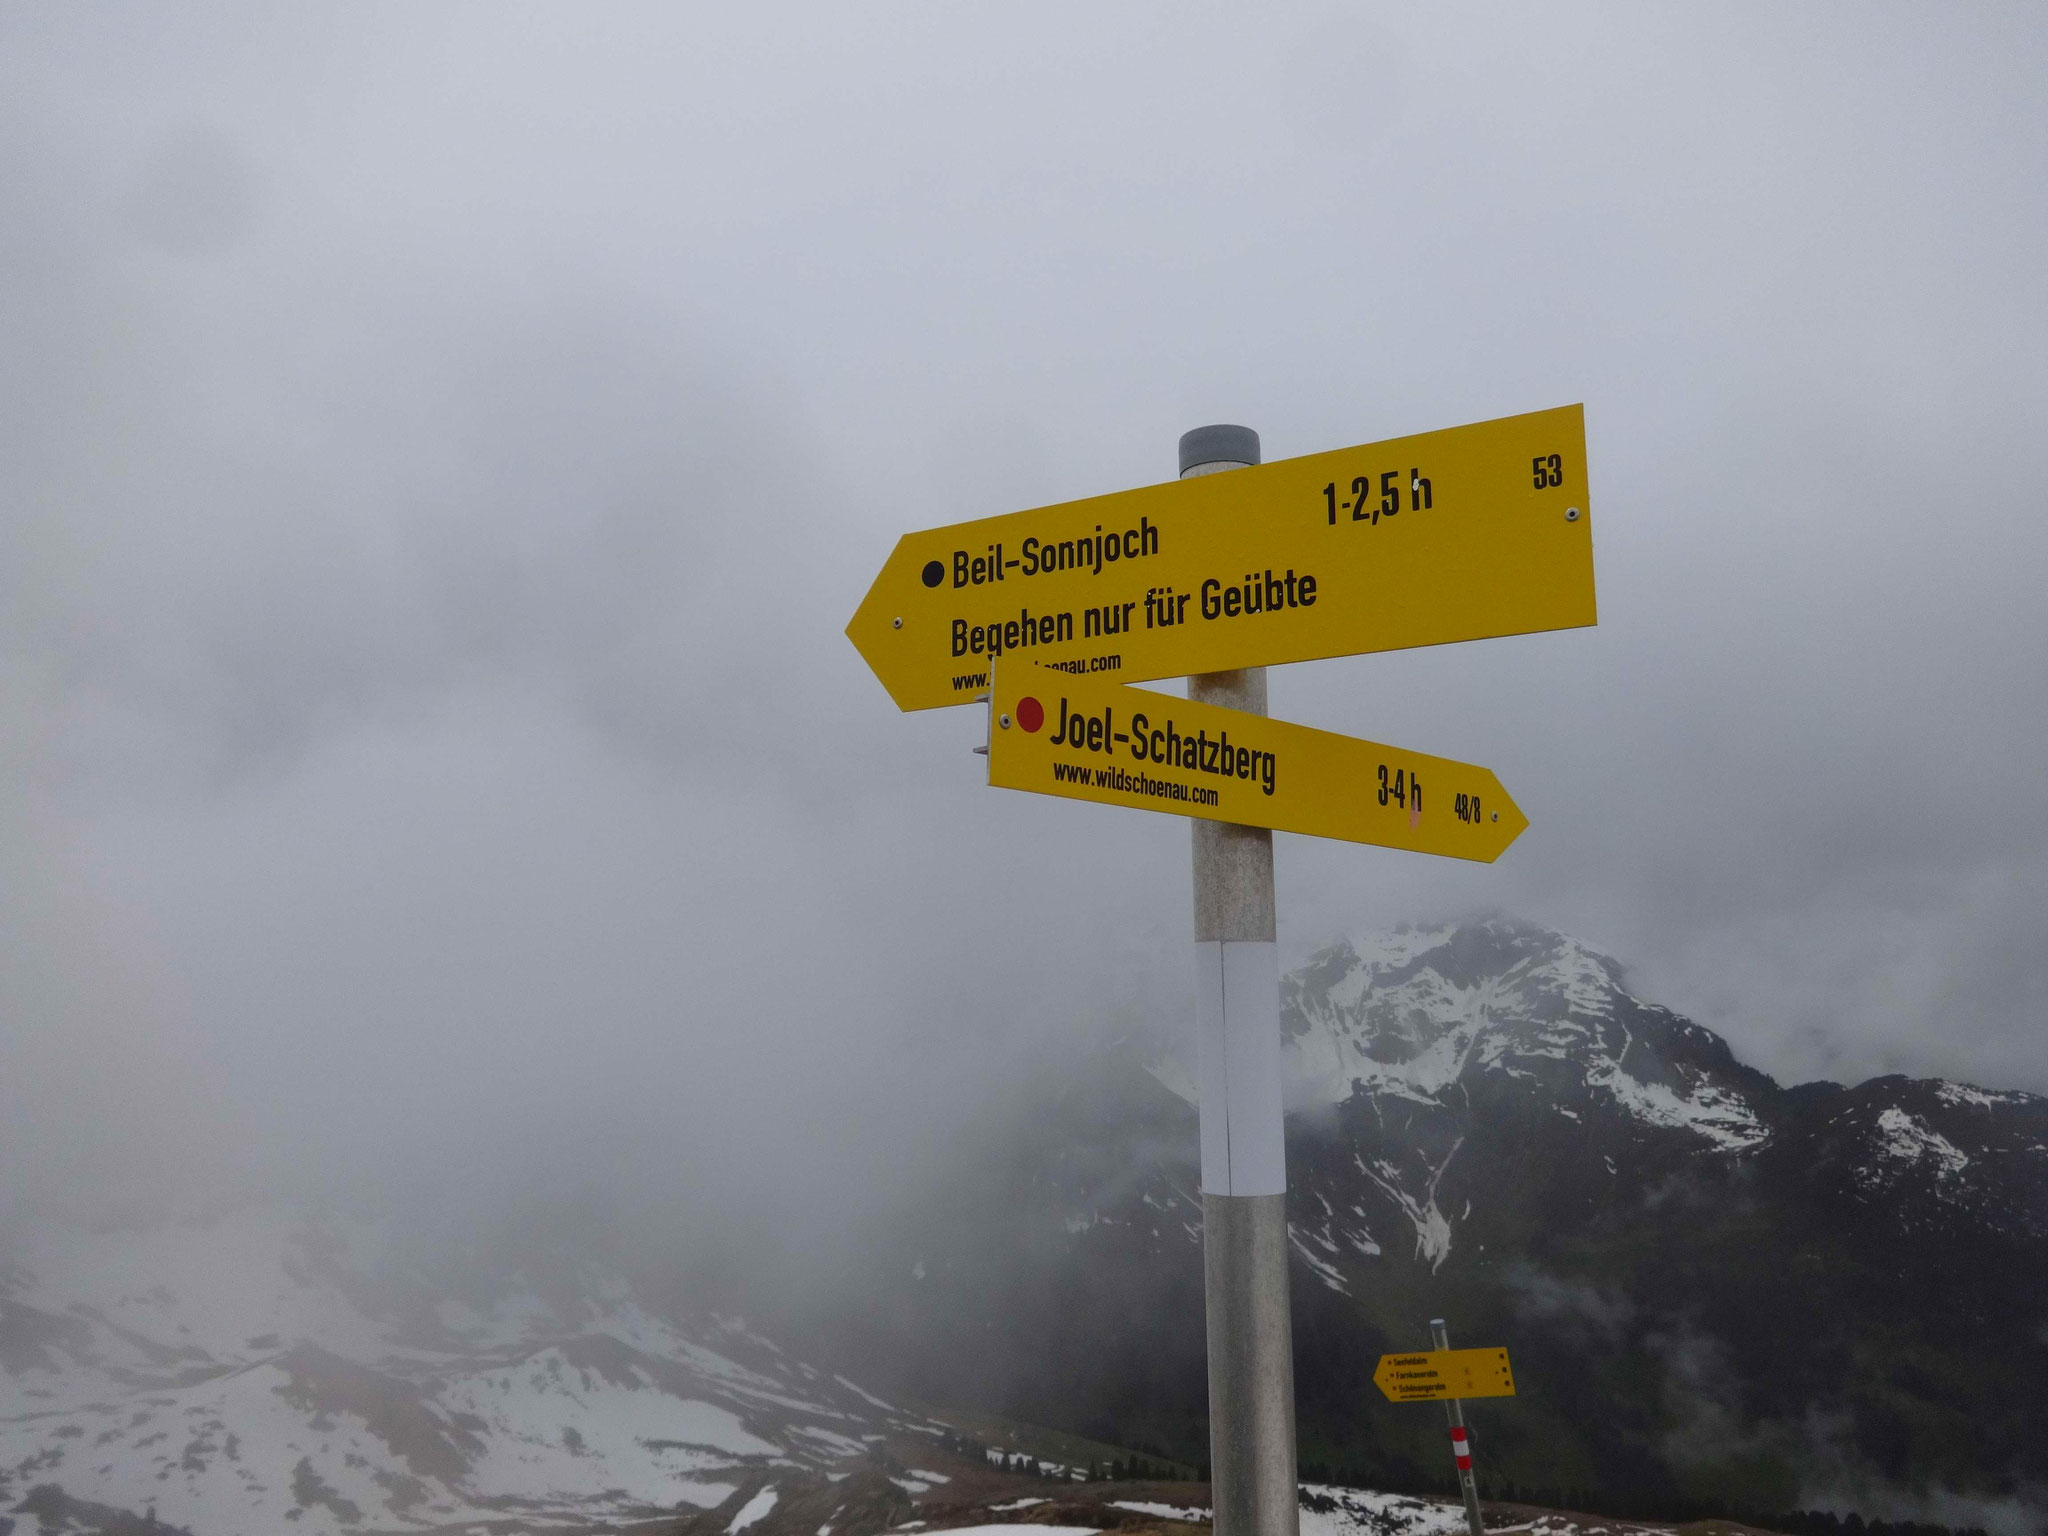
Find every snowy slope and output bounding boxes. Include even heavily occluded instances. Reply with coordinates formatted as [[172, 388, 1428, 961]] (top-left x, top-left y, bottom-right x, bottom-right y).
[[0, 1208, 921, 1533], [1281, 922, 1770, 1151], [840, 917, 2048, 1517], [1150, 921, 1785, 1275], [1264, 921, 2048, 1279]]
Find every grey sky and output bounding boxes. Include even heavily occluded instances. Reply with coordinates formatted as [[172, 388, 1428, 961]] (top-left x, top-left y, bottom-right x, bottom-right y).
[[3, 4, 2046, 1221]]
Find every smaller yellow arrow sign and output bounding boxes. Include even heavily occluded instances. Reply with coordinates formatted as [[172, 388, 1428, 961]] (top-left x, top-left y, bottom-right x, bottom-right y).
[[985, 661, 1527, 860], [1373, 1348, 1516, 1403]]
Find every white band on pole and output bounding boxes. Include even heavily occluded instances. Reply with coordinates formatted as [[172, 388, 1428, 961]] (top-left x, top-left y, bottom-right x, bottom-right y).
[[1194, 939, 1286, 1196]]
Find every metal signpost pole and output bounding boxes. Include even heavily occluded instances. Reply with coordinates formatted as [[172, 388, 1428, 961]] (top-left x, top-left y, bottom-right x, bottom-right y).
[[1430, 1319, 1486, 1536], [1181, 425, 1298, 1536]]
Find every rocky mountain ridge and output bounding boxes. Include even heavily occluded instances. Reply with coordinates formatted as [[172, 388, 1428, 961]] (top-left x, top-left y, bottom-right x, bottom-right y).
[[0, 1208, 929, 1532], [824, 920, 2048, 1527], [1268, 923, 2045, 1276], [5, 918, 2044, 1533]]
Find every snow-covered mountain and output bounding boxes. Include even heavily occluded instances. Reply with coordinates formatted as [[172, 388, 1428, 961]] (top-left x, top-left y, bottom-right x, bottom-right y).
[[8, 919, 2044, 1531], [0, 1208, 925, 1533], [1284, 923, 1770, 1144], [1263, 922, 2047, 1276], [832, 919, 2048, 1524], [1273, 921, 2047, 1278]]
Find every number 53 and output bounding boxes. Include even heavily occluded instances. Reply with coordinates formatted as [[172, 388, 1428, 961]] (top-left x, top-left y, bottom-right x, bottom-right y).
[[1531, 453, 1563, 489]]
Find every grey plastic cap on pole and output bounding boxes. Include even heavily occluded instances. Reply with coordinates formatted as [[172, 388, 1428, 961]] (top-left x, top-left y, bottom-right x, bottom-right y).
[[1179, 424, 1262, 475]]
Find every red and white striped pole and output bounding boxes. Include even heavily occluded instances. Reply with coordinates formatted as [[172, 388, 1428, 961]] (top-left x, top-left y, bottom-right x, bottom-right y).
[[1449, 1423, 1473, 1475], [1431, 1319, 1485, 1536]]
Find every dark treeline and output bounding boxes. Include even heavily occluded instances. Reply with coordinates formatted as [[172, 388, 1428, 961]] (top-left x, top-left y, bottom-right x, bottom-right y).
[[1300, 1463, 1992, 1536], [1083, 1455, 1194, 1482], [934, 1429, 1196, 1483], [1774, 1512, 1988, 1536]]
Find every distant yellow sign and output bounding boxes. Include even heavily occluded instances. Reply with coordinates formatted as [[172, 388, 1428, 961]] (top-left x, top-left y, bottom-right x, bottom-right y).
[[847, 405, 1594, 712], [1374, 1348, 1516, 1403], [985, 662, 1526, 861]]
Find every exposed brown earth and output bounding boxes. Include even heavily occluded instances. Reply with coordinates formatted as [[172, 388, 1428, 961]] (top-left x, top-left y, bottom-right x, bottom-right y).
[[611, 1430, 1795, 1536]]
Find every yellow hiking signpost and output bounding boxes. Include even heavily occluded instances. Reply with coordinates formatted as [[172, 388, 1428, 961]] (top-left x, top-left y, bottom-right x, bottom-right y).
[[847, 405, 1594, 712], [1395, 1323, 1513, 1536], [1374, 1347, 1517, 1404], [986, 662, 1527, 861], [849, 404, 1590, 1536]]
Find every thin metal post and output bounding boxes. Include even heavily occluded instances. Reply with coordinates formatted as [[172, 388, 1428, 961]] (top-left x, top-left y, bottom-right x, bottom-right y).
[[1431, 1319, 1485, 1536], [1182, 425, 1297, 1536]]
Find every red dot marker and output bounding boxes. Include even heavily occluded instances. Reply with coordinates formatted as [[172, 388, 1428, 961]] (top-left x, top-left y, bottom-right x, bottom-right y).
[[1016, 696, 1044, 732]]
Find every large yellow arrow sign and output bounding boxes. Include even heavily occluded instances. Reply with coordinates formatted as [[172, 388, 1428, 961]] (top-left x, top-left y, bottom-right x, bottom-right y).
[[1374, 1348, 1517, 1403], [986, 662, 1526, 860], [849, 405, 1593, 712]]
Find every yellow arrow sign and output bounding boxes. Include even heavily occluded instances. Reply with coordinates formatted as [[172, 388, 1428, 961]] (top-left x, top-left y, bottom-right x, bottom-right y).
[[986, 661, 1526, 860], [849, 405, 1593, 712], [1373, 1348, 1516, 1403]]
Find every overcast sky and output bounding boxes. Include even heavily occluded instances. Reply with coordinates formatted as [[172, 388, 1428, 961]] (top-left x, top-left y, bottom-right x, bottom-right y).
[[4, 4, 2046, 1225]]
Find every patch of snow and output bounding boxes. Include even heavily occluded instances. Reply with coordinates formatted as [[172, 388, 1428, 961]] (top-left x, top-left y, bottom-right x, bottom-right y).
[[1936, 1081, 2029, 1110], [729, 1487, 780, 1533], [1284, 940, 1504, 1107], [1287, 1229, 1350, 1294], [1870, 1107, 1970, 1179], [834, 1373, 898, 1412], [1298, 1483, 1470, 1536], [990, 1497, 1048, 1511], [1531, 937, 1625, 1020], [1586, 1057, 1767, 1151], [791, 1426, 869, 1457], [1111, 1501, 1208, 1521], [1354, 1139, 1462, 1271]]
